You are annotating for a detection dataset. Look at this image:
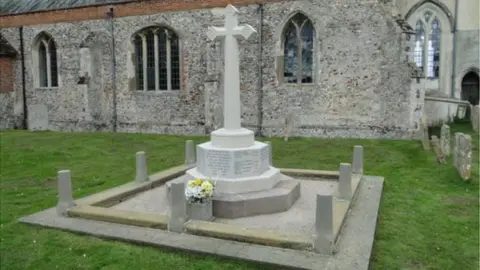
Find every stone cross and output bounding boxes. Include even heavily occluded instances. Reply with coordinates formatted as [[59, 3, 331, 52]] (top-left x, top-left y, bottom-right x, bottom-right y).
[[206, 4, 256, 130]]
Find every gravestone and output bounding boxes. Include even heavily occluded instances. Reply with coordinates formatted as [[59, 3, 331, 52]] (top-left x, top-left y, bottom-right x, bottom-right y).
[[453, 132, 472, 181], [28, 104, 49, 131], [283, 112, 295, 142], [420, 116, 430, 150], [471, 105, 479, 133], [440, 124, 451, 157], [431, 135, 446, 164]]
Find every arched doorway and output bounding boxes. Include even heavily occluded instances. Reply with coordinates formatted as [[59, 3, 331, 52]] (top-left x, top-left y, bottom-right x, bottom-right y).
[[461, 71, 480, 119]]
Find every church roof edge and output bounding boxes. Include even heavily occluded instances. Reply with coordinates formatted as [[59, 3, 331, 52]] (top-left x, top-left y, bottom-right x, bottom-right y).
[[0, 0, 133, 16]]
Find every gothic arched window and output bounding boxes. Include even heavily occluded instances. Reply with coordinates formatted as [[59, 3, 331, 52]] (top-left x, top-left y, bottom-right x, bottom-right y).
[[34, 32, 58, 88], [282, 13, 315, 84], [413, 11, 441, 79], [133, 26, 180, 91]]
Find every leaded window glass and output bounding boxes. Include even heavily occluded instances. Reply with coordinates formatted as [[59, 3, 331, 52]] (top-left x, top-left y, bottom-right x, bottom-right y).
[[283, 14, 314, 84]]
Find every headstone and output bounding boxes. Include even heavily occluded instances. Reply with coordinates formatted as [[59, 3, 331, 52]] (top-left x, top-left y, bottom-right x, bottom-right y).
[[352, 145, 363, 174], [28, 104, 49, 131], [167, 182, 187, 233], [338, 163, 352, 200], [471, 105, 479, 133], [313, 193, 334, 254], [420, 116, 430, 150], [440, 124, 451, 157], [283, 112, 295, 142], [453, 133, 472, 181], [135, 151, 149, 182], [185, 140, 195, 166], [56, 170, 75, 216], [431, 135, 446, 164]]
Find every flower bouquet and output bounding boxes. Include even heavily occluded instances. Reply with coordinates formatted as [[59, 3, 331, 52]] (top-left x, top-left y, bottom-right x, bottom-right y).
[[185, 178, 216, 221], [185, 178, 215, 204]]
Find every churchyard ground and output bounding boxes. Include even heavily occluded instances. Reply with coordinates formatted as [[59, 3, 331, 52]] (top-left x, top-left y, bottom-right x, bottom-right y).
[[0, 122, 478, 270]]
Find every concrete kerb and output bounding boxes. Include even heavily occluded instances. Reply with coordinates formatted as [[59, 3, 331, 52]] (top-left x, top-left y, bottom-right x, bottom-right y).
[[58, 164, 363, 253], [81, 165, 189, 207]]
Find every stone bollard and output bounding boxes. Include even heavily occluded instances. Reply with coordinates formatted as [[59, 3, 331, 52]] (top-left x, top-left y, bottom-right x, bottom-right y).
[[352, 145, 363, 174], [313, 193, 334, 254], [56, 170, 76, 216], [338, 163, 352, 200], [185, 140, 195, 167], [168, 182, 187, 233], [266, 141, 273, 166], [135, 151, 149, 182]]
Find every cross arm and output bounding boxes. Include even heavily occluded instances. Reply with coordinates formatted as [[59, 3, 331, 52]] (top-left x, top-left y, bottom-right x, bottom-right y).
[[206, 25, 257, 41]]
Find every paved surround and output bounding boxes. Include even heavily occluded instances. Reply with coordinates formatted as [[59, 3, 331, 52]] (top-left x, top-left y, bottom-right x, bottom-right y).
[[18, 176, 383, 270]]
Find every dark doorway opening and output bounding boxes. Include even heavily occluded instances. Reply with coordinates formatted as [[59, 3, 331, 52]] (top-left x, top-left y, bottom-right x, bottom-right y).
[[461, 71, 479, 119]]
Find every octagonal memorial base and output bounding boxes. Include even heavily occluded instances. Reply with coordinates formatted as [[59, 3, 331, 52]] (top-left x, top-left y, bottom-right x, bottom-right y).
[[187, 140, 280, 194]]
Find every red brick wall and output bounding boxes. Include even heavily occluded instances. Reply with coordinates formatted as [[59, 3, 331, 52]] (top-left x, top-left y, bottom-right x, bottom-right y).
[[0, 0, 281, 28], [0, 57, 14, 93]]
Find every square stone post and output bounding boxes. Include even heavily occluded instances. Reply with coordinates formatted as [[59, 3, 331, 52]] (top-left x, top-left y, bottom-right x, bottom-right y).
[[352, 145, 363, 174], [135, 151, 149, 182], [338, 163, 352, 200], [266, 141, 273, 166], [313, 193, 334, 254], [168, 182, 187, 233], [185, 140, 195, 166], [56, 170, 75, 216]]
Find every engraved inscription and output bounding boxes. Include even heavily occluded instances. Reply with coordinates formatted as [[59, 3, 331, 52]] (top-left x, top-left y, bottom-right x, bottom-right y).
[[206, 150, 232, 177], [234, 150, 260, 176]]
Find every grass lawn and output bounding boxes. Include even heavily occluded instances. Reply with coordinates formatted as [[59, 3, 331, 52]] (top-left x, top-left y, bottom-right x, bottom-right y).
[[0, 123, 478, 270]]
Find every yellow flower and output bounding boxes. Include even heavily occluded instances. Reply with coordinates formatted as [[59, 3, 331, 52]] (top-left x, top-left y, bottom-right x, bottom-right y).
[[201, 181, 214, 196], [187, 180, 196, 187], [193, 179, 202, 186]]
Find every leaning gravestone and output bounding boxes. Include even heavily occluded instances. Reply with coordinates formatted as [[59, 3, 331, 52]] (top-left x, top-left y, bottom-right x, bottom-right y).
[[471, 105, 479, 133], [440, 124, 451, 157], [431, 135, 446, 164], [453, 132, 472, 181], [28, 104, 49, 131], [420, 116, 430, 150]]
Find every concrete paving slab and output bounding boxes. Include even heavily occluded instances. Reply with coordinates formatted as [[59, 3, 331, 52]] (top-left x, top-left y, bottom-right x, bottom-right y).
[[113, 177, 337, 236], [18, 175, 383, 270]]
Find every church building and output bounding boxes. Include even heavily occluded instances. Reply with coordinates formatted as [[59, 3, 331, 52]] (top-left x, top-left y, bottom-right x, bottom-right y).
[[0, 0, 478, 139]]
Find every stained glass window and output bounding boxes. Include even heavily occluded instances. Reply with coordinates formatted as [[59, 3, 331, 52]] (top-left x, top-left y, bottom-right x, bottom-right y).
[[283, 13, 314, 84]]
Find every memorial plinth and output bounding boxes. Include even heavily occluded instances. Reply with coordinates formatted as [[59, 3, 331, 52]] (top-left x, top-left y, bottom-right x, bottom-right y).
[[186, 140, 281, 194]]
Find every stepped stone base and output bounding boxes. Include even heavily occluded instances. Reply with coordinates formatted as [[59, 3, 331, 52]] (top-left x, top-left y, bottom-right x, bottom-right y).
[[212, 174, 301, 219]]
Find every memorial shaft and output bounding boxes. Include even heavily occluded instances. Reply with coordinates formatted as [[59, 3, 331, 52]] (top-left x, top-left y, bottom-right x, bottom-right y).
[[223, 33, 241, 130]]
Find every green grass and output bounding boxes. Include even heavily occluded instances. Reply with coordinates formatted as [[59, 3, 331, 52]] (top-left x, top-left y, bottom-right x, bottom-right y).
[[0, 123, 478, 270]]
